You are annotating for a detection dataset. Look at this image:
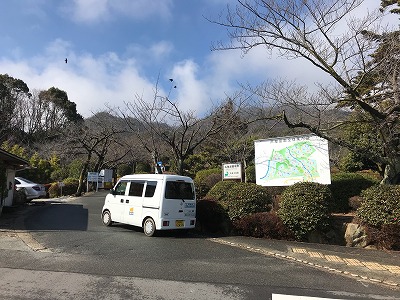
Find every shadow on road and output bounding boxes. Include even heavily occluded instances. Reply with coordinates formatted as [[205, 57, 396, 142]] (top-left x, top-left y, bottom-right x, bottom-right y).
[[0, 202, 88, 231]]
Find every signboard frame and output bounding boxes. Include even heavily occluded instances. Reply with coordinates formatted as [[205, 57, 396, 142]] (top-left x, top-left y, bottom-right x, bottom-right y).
[[87, 172, 99, 191], [254, 134, 331, 186], [222, 163, 242, 180]]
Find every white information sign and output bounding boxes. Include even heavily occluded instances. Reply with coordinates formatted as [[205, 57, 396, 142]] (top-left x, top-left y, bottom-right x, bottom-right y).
[[254, 134, 331, 186], [87, 172, 99, 182], [87, 172, 99, 192], [223, 163, 242, 180]]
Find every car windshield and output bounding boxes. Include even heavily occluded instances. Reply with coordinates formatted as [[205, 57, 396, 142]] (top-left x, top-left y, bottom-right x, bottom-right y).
[[165, 181, 195, 200]]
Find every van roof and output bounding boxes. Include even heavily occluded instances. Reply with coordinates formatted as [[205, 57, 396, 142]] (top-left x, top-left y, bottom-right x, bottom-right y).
[[119, 174, 193, 181]]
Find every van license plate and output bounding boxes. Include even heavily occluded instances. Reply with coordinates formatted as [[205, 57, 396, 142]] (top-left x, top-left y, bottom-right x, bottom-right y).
[[175, 220, 184, 227]]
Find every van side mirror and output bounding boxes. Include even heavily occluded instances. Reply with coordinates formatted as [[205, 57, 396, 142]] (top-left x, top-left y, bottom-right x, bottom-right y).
[[110, 189, 116, 195]]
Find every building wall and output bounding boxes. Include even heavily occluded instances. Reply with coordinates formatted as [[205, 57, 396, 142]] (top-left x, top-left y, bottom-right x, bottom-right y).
[[4, 168, 16, 206]]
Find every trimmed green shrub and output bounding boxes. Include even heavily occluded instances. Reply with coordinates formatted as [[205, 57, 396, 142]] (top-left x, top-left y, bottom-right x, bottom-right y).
[[196, 197, 231, 234], [357, 185, 400, 227], [207, 181, 272, 220], [329, 172, 379, 213], [194, 168, 222, 199], [48, 178, 79, 198], [233, 211, 294, 240], [278, 182, 332, 241], [263, 186, 288, 210], [48, 182, 60, 198], [206, 180, 237, 201]]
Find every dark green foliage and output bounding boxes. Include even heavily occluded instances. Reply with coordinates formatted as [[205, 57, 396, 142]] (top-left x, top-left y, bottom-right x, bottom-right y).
[[263, 186, 288, 210], [48, 183, 59, 198], [194, 168, 221, 199], [39, 87, 83, 124], [233, 211, 294, 240], [196, 197, 231, 234], [48, 178, 79, 197], [278, 182, 332, 241], [357, 185, 400, 227], [206, 180, 237, 201], [207, 181, 272, 220], [245, 165, 256, 183], [330, 172, 379, 213], [135, 162, 151, 174], [117, 164, 132, 177]]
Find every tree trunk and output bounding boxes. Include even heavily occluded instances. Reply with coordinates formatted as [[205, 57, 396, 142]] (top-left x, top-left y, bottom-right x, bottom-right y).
[[75, 153, 92, 196], [177, 158, 184, 175]]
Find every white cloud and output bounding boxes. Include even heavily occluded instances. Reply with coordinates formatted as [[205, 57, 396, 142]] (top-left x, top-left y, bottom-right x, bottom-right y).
[[66, 0, 173, 23], [170, 60, 209, 114], [0, 0, 396, 121], [0, 40, 157, 117], [68, 0, 109, 23], [149, 41, 174, 60]]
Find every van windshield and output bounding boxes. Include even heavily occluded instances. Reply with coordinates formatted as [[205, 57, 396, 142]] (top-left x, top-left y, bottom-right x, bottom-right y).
[[165, 181, 195, 200]]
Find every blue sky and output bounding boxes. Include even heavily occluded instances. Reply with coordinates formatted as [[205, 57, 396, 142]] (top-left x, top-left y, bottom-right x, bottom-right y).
[[0, 0, 394, 117]]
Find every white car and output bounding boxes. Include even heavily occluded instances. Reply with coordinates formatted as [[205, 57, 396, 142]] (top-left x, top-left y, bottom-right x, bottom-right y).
[[15, 177, 47, 201]]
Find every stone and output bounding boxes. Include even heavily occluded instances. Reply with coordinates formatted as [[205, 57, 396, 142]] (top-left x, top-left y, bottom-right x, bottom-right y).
[[344, 223, 368, 248]]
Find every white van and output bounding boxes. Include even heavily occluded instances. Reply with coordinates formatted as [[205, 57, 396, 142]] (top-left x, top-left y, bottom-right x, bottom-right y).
[[101, 174, 196, 236]]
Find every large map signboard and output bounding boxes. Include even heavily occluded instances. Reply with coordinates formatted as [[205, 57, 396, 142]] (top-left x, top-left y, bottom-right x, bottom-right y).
[[254, 134, 331, 186]]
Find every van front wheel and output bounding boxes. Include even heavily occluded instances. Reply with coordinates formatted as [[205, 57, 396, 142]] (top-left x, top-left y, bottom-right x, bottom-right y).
[[143, 218, 156, 237]]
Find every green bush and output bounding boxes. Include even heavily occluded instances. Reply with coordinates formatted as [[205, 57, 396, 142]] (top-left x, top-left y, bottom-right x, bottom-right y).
[[194, 168, 221, 199], [278, 182, 332, 241], [357, 185, 400, 227], [196, 197, 231, 234], [329, 172, 379, 213], [207, 181, 272, 220], [233, 211, 294, 240], [48, 182, 60, 198], [48, 178, 79, 198], [206, 180, 237, 201]]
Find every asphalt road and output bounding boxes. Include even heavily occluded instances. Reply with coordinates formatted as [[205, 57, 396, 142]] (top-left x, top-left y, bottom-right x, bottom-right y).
[[0, 191, 399, 299]]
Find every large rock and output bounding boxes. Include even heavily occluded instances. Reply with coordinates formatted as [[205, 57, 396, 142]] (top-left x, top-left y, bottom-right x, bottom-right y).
[[345, 223, 368, 248]]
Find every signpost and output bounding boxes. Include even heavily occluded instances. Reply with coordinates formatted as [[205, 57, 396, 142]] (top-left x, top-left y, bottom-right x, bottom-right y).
[[222, 163, 242, 181], [87, 172, 99, 192], [58, 181, 65, 196]]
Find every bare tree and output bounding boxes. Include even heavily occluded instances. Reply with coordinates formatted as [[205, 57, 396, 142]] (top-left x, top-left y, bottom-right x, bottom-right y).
[[211, 0, 400, 183], [118, 80, 251, 176], [55, 112, 125, 196]]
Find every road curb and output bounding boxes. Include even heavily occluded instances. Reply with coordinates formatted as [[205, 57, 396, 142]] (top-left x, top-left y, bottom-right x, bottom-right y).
[[209, 237, 400, 289]]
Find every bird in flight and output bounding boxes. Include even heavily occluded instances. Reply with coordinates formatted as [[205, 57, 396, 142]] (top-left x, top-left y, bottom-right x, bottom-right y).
[[65, 58, 68, 63]]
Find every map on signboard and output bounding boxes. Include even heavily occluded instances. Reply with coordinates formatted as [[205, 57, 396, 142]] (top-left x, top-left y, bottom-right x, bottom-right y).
[[254, 135, 331, 186]]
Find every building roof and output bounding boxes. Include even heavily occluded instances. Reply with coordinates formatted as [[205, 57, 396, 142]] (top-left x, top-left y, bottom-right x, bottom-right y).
[[0, 149, 29, 169]]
